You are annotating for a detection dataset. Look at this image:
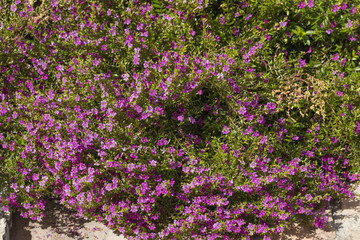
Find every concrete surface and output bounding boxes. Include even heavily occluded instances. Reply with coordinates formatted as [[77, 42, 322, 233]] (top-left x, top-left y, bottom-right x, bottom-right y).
[[10, 198, 126, 240]]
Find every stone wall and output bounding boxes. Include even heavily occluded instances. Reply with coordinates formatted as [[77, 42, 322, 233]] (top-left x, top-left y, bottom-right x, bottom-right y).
[[0, 205, 10, 240]]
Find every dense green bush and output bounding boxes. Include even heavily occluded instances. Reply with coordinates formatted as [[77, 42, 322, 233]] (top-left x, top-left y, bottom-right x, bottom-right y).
[[1, 0, 360, 239]]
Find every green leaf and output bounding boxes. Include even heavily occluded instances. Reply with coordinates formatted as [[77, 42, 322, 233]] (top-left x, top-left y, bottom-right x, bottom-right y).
[[305, 30, 316, 35]]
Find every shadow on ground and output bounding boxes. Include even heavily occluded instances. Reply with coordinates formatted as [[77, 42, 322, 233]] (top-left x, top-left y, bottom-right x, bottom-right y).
[[11, 198, 91, 240]]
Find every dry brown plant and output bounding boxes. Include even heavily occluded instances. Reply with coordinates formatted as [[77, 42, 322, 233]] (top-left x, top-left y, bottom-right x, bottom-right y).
[[272, 73, 331, 124]]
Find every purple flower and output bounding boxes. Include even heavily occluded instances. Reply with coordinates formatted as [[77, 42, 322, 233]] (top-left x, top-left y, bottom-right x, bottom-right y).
[[219, 16, 226, 25], [307, 0, 314, 8], [247, 66, 254, 73], [298, 1, 306, 9], [354, 122, 360, 134], [266, 102, 276, 113], [292, 135, 299, 141], [299, 58, 306, 68], [245, 14, 252, 20], [222, 126, 230, 135], [109, 27, 116, 36], [188, 117, 196, 124], [10, 5, 17, 12], [350, 7, 357, 14], [331, 4, 340, 13], [32, 174, 39, 181], [238, 107, 247, 115], [305, 194, 312, 201], [50, 0, 58, 7], [233, 27, 240, 36], [279, 21, 288, 27], [177, 115, 184, 121], [346, 19, 354, 28], [260, 136, 267, 144], [250, 161, 256, 168], [341, 2, 347, 10], [332, 53, 339, 61], [212, 222, 221, 230], [124, 18, 131, 25], [338, 71, 344, 78], [63, 184, 71, 197], [133, 48, 140, 65], [93, 58, 100, 66], [349, 35, 357, 42], [341, 58, 347, 66]]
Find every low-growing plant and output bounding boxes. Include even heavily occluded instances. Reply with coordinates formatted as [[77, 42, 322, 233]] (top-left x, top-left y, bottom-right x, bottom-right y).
[[1, 0, 360, 239]]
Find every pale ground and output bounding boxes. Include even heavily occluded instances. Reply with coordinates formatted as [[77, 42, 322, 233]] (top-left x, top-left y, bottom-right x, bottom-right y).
[[272, 185, 360, 240], [10, 185, 360, 240], [10, 198, 126, 240]]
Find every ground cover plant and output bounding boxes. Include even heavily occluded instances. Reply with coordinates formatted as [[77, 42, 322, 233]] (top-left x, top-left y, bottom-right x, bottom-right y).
[[1, 0, 360, 239]]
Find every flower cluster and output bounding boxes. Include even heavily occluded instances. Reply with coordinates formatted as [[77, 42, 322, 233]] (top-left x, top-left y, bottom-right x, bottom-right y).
[[0, 0, 360, 240]]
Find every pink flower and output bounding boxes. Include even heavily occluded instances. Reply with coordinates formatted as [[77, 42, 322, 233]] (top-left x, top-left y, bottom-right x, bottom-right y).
[[349, 35, 357, 42], [341, 2, 347, 10], [331, 4, 339, 12], [10, 5, 17, 12], [124, 18, 131, 25], [93, 58, 100, 66], [350, 7, 357, 14], [346, 19, 354, 28], [188, 117, 196, 124], [332, 53, 339, 61], [292, 135, 299, 140], [307, 0, 314, 8], [298, 1, 306, 9], [32, 174, 39, 181], [63, 184, 71, 197], [177, 115, 184, 121], [222, 126, 230, 135], [305, 194, 312, 201], [260, 136, 267, 144], [223, 65, 230, 72], [279, 21, 288, 27]]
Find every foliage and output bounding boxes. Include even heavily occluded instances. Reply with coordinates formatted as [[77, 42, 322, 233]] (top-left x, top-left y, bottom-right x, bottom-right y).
[[1, 0, 360, 239]]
